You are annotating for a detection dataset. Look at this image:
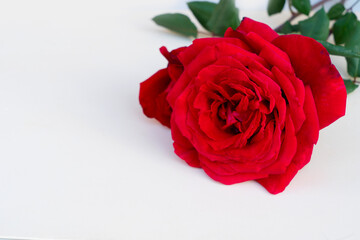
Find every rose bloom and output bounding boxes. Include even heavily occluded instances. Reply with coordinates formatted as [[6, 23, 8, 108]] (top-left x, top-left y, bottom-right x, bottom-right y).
[[139, 18, 347, 194]]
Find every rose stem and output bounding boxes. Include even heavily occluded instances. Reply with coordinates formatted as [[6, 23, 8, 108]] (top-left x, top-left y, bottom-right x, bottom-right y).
[[353, 76, 359, 84], [346, 0, 360, 12], [197, 30, 215, 37], [288, 0, 296, 16], [274, 0, 334, 32]]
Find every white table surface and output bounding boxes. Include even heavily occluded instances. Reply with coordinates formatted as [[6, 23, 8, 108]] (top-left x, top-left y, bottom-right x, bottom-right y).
[[0, 1, 360, 239]]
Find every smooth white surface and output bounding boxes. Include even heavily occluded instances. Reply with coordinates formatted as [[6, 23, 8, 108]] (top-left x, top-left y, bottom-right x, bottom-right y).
[[0, 1, 359, 240]]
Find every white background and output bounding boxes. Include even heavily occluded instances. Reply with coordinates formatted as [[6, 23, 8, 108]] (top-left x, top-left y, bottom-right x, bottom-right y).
[[0, 0, 360, 239]]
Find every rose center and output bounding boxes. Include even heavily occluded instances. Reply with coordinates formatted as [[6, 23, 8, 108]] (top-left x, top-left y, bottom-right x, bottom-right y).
[[218, 100, 254, 134]]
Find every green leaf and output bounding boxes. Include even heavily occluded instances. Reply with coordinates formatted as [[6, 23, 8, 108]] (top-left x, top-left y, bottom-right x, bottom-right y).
[[187, 1, 217, 31], [267, 0, 286, 16], [317, 40, 360, 58], [299, 8, 329, 40], [277, 21, 293, 34], [292, 0, 311, 15], [207, 0, 240, 36], [277, 21, 298, 34], [152, 13, 197, 37], [333, 12, 358, 45], [327, 3, 345, 20], [292, 24, 300, 32], [345, 21, 360, 77], [343, 79, 359, 94]]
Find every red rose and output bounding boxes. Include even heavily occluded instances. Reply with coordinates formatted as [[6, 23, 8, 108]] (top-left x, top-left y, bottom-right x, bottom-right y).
[[139, 18, 347, 194]]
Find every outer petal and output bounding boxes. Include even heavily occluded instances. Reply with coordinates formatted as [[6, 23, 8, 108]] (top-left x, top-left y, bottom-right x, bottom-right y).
[[139, 47, 185, 127], [171, 116, 201, 168], [139, 69, 172, 127], [177, 38, 251, 67], [257, 86, 319, 194], [160, 46, 186, 65], [236, 17, 279, 42], [199, 155, 268, 185], [273, 34, 347, 129]]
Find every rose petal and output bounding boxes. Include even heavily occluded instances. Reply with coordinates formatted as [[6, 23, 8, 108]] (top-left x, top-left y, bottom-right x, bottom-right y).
[[139, 68, 172, 127], [261, 111, 297, 174], [171, 117, 201, 168], [272, 66, 306, 132], [256, 86, 319, 194], [178, 38, 250, 67], [245, 32, 290, 63], [160, 46, 187, 65], [200, 155, 268, 184], [273, 35, 347, 129], [236, 17, 279, 42], [256, 162, 299, 194]]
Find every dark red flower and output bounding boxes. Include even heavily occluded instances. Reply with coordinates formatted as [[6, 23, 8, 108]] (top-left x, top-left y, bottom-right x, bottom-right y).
[[139, 18, 347, 194]]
